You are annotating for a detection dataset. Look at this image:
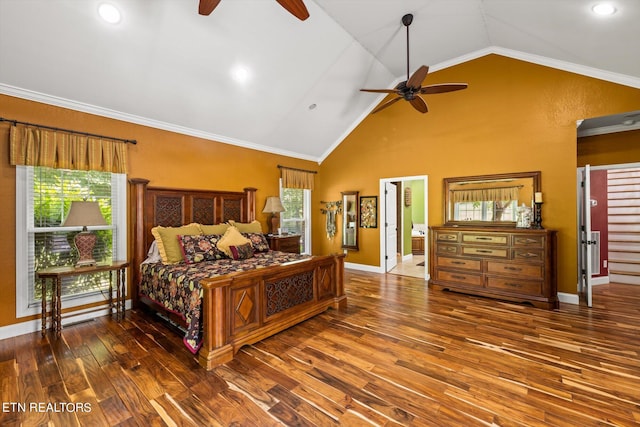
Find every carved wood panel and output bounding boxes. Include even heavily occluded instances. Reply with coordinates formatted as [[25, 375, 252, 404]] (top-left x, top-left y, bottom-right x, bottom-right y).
[[154, 195, 184, 227], [193, 197, 215, 224]]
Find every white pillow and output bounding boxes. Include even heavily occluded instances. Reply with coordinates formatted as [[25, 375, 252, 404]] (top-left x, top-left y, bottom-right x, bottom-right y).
[[142, 240, 162, 264]]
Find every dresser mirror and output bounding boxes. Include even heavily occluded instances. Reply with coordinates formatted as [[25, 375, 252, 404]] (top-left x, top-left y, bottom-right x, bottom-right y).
[[341, 191, 359, 250], [444, 171, 541, 227]]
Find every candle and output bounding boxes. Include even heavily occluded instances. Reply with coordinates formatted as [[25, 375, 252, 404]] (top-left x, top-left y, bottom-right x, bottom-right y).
[[534, 192, 543, 203]]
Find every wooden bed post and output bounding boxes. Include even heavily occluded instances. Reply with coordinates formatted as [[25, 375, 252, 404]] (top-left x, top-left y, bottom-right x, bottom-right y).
[[243, 187, 257, 222], [198, 279, 234, 369], [129, 178, 149, 306]]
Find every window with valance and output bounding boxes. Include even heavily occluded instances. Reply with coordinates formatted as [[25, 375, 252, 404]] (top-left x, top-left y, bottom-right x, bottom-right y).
[[10, 123, 130, 316]]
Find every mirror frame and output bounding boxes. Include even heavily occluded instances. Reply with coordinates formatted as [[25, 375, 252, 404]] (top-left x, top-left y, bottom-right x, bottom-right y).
[[341, 191, 359, 250], [443, 171, 541, 227]]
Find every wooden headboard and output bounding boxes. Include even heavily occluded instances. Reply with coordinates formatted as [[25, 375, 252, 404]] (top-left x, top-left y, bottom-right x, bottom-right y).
[[129, 178, 257, 289]]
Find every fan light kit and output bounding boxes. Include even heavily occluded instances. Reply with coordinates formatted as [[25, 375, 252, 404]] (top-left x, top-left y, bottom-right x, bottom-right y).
[[360, 14, 468, 114]]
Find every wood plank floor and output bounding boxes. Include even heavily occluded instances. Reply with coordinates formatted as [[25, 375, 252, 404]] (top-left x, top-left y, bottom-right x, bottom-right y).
[[2, 271, 640, 426]]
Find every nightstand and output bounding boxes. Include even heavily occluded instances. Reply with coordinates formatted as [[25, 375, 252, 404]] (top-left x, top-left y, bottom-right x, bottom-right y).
[[266, 234, 301, 254], [37, 261, 129, 336]]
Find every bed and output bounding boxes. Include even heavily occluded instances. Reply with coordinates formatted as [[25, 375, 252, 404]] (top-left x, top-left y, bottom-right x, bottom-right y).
[[129, 178, 346, 370]]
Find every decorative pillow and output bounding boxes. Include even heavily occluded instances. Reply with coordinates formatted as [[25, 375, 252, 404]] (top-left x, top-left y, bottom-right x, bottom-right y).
[[227, 220, 263, 234], [151, 223, 201, 264], [199, 223, 229, 235], [217, 226, 252, 258], [228, 243, 255, 260], [178, 234, 226, 264], [243, 233, 270, 252]]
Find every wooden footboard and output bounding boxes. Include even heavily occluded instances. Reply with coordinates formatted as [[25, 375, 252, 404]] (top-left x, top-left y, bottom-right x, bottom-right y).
[[129, 178, 347, 370], [198, 253, 346, 369]]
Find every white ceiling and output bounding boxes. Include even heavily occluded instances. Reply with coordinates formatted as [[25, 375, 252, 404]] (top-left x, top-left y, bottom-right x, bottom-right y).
[[1, 0, 639, 162]]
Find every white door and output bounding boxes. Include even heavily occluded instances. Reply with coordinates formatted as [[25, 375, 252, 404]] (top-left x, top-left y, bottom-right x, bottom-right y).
[[578, 164, 594, 307], [385, 182, 398, 272]]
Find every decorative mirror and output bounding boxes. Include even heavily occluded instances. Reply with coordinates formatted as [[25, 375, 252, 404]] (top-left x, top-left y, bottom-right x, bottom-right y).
[[341, 191, 359, 250], [444, 171, 541, 227]]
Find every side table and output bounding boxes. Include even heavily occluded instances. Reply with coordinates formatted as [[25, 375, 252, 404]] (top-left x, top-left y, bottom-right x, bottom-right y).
[[265, 234, 301, 254], [36, 260, 129, 336]]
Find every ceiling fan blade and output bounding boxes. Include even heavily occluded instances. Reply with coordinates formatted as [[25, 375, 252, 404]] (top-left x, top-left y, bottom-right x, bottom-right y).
[[406, 65, 429, 89], [275, 0, 310, 20], [371, 97, 403, 114], [199, 0, 222, 15], [409, 96, 428, 113], [421, 83, 468, 94], [360, 88, 399, 94]]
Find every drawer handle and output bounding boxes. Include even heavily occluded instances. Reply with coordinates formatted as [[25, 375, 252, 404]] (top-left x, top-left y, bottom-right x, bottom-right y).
[[475, 237, 492, 241], [517, 252, 538, 258], [517, 238, 538, 244], [504, 266, 522, 271], [451, 261, 466, 265], [441, 235, 456, 240], [442, 247, 456, 252], [476, 249, 493, 254], [451, 275, 466, 280], [505, 282, 523, 288]]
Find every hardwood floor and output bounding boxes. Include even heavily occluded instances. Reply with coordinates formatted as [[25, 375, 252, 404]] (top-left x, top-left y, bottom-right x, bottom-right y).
[[2, 272, 640, 426]]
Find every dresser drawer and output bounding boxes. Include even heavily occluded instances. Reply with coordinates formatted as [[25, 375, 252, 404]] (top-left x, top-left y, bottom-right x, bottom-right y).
[[512, 235, 545, 248], [436, 256, 481, 271], [436, 232, 459, 242], [512, 249, 544, 262], [462, 233, 508, 245], [486, 261, 543, 279], [436, 244, 459, 256], [436, 270, 482, 287], [462, 246, 508, 258], [486, 276, 543, 296]]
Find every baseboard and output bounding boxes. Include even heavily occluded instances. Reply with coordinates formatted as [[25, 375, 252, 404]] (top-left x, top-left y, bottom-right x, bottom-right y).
[[591, 276, 610, 286], [558, 292, 579, 305], [0, 300, 131, 341], [344, 262, 383, 274]]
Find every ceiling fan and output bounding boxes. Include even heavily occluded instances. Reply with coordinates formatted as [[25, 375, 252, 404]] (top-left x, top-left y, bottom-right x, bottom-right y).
[[198, 0, 310, 21], [361, 14, 468, 114]]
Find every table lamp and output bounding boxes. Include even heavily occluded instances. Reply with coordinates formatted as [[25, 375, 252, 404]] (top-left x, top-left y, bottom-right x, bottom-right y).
[[63, 201, 107, 267], [262, 197, 285, 234]]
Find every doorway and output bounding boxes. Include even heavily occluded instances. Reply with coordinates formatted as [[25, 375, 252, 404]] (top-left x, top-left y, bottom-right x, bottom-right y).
[[379, 175, 429, 280]]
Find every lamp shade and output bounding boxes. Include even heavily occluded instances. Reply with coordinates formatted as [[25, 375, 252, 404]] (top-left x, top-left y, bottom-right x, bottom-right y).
[[63, 201, 107, 228], [262, 197, 285, 213]]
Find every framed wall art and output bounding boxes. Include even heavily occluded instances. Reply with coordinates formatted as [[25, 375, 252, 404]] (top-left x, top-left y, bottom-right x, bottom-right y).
[[359, 196, 377, 228]]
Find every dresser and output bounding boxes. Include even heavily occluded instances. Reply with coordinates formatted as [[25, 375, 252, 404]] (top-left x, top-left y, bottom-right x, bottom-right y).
[[266, 234, 301, 254], [429, 226, 558, 309]]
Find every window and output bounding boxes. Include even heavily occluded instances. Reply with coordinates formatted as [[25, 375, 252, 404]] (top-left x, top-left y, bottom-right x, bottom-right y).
[[454, 200, 517, 221], [16, 166, 126, 317], [279, 185, 311, 254]]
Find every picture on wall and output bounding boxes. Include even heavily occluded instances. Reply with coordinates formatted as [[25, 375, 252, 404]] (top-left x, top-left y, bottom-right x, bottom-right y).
[[360, 196, 377, 228]]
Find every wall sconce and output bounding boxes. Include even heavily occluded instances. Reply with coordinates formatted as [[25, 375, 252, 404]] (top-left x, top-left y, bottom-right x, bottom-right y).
[[262, 196, 285, 235], [63, 201, 107, 267]]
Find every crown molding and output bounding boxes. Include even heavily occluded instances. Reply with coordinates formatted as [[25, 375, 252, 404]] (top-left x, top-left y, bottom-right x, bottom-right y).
[[0, 83, 321, 162]]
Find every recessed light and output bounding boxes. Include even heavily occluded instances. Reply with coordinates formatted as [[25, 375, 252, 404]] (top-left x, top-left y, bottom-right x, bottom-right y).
[[230, 65, 251, 84], [308, 103, 317, 110], [592, 3, 617, 16], [98, 3, 121, 24]]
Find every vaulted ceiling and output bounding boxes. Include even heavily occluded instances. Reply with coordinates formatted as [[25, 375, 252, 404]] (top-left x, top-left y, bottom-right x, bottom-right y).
[[1, 1, 639, 162]]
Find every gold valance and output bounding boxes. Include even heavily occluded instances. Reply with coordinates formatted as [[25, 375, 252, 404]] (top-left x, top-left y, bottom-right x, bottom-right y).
[[9, 125, 128, 173], [280, 166, 315, 190], [452, 186, 521, 203]]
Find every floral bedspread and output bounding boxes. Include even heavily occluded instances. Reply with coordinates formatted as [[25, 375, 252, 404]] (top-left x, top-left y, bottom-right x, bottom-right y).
[[139, 251, 310, 354]]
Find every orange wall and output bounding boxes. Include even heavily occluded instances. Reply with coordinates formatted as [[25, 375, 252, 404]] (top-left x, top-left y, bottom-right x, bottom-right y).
[[0, 94, 318, 327], [315, 54, 640, 294], [578, 129, 640, 167], [2, 54, 640, 328]]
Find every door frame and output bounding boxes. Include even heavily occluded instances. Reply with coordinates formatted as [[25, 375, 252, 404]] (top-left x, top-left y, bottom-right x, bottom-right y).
[[576, 161, 640, 305], [379, 175, 429, 280]]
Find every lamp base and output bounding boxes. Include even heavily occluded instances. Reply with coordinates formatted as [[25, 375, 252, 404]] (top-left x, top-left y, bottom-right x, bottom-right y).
[[269, 214, 280, 235], [74, 231, 97, 268]]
